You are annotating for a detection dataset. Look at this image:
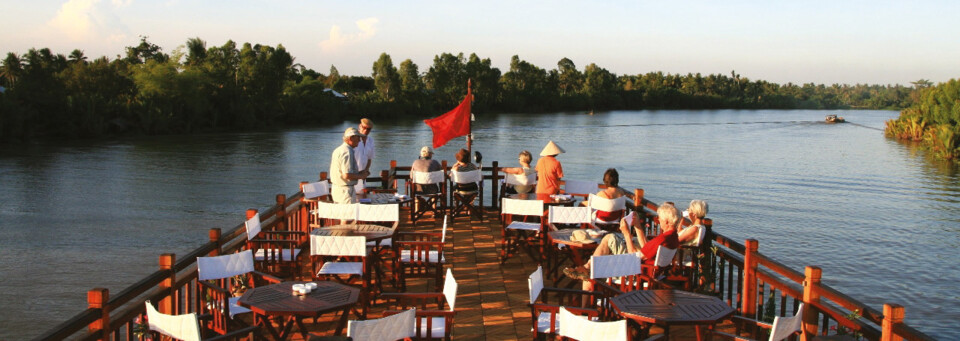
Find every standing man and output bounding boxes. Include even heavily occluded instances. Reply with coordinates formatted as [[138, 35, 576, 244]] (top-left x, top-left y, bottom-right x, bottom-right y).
[[356, 118, 376, 174], [330, 127, 369, 204], [535, 140, 565, 195]]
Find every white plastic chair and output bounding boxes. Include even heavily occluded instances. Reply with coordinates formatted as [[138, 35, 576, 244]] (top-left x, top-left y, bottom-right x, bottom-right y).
[[558, 306, 628, 341], [500, 198, 545, 264], [347, 308, 417, 341]]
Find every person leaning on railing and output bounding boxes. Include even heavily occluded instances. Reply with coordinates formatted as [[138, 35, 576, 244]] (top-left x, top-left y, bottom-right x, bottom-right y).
[[500, 150, 535, 194]]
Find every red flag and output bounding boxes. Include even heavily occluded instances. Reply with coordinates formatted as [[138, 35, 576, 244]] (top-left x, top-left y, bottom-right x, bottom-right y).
[[424, 88, 472, 149]]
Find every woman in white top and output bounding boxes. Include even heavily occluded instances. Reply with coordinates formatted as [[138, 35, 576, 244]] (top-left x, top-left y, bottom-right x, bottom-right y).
[[678, 199, 708, 245], [501, 150, 535, 194]]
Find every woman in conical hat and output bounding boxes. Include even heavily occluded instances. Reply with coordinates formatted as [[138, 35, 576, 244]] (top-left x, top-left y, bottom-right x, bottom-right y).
[[535, 141, 565, 194]]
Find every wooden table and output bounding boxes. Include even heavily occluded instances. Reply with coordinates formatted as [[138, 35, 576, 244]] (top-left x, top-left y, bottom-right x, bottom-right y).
[[509, 193, 576, 206], [546, 229, 602, 280], [610, 289, 735, 341], [310, 224, 395, 243], [238, 281, 360, 340]]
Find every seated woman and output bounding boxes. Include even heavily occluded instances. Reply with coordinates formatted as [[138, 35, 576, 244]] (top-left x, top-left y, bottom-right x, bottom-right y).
[[451, 148, 479, 193], [678, 199, 708, 245], [501, 150, 535, 194], [594, 168, 628, 222], [563, 202, 681, 282]]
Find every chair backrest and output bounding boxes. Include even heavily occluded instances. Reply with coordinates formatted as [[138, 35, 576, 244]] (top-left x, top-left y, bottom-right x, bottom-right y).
[[587, 194, 627, 212], [501, 198, 544, 216], [449, 169, 482, 184], [197, 250, 254, 281], [442, 268, 458, 311], [558, 306, 628, 341], [357, 203, 400, 224], [348, 308, 417, 341], [145, 301, 202, 341], [689, 225, 707, 247], [315, 201, 359, 221], [590, 252, 643, 279], [562, 179, 598, 197], [411, 170, 445, 185], [769, 303, 805, 341], [654, 245, 678, 267], [528, 266, 544, 304], [311, 235, 367, 257], [244, 212, 261, 241], [503, 172, 536, 186], [548, 206, 593, 224], [302, 181, 330, 199]]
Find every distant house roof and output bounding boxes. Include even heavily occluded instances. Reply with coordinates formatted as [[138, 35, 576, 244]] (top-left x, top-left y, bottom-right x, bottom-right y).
[[323, 88, 346, 98]]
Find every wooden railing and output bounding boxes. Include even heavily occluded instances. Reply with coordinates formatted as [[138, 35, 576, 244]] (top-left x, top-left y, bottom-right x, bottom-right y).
[[33, 163, 934, 341]]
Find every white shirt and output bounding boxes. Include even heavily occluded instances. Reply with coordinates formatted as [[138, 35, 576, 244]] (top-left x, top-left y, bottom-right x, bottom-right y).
[[355, 134, 375, 171]]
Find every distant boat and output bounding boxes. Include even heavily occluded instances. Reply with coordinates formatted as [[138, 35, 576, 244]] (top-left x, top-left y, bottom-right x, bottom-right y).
[[826, 114, 845, 123], [586, 110, 594, 115]]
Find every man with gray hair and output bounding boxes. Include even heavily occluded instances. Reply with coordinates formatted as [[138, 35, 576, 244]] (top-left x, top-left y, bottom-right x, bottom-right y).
[[330, 127, 369, 203], [410, 146, 442, 193]]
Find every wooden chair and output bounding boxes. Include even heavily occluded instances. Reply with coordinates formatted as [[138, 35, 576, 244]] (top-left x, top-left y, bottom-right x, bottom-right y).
[[143, 301, 259, 341], [528, 266, 603, 340], [408, 170, 446, 225], [546, 206, 596, 280], [196, 250, 281, 336], [301, 180, 331, 229], [313, 201, 359, 226], [311, 235, 371, 318], [357, 203, 400, 292], [676, 224, 708, 290], [381, 268, 458, 340], [587, 194, 627, 232], [499, 171, 537, 201], [244, 211, 305, 276], [448, 169, 483, 222], [347, 308, 417, 341], [394, 215, 448, 291], [561, 179, 598, 201], [500, 197, 545, 264], [714, 304, 805, 341], [557, 306, 628, 341]]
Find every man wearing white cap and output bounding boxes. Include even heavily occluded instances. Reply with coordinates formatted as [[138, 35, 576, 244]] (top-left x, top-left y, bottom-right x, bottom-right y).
[[535, 140, 565, 195], [330, 127, 369, 203], [410, 146, 442, 193]]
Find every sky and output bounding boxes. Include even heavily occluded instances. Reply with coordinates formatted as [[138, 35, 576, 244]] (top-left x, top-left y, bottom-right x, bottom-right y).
[[1, 0, 958, 86]]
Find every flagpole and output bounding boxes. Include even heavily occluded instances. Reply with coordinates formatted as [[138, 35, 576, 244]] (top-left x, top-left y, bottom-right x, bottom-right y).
[[466, 78, 473, 156]]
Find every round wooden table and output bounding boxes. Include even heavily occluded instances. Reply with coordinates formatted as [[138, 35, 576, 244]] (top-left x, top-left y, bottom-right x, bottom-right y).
[[310, 223, 395, 243], [238, 281, 360, 340], [611, 289, 734, 341]]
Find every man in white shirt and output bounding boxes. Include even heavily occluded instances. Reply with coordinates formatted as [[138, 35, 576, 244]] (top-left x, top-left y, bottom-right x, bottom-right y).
[[330, 127, 369, 203], [356, 118, 375, 173]]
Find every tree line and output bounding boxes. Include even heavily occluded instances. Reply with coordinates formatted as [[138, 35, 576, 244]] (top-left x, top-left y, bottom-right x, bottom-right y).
[[0, 36, 922, 142], [885, 78, 960, 161]]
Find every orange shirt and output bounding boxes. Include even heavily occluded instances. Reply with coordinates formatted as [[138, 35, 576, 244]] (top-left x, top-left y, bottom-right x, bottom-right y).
[[535, 156, 564, 194]]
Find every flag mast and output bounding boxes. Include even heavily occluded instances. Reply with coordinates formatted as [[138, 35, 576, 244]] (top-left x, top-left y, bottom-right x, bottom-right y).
[[466, 78, 473, 156]]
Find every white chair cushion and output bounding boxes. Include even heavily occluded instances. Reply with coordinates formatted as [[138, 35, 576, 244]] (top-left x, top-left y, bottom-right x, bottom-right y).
[[197, 250, 255, 281], [418, 316, 446, 339], [253, 248, 301, 262], [549, 206, 592, 224], [317, 262, 364, 276], [506, 221, 541, 231], [311, 235, 367, 257], [399, 250, 445, 263]]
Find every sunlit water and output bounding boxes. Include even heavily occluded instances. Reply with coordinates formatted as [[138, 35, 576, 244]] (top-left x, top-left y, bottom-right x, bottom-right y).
[[1, 109, 957, 340]]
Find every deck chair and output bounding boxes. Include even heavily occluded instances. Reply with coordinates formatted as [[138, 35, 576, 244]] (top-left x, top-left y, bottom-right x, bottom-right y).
[[196, 250, 281, 336], [313, 201, 359, 226], [448, 169, 483, 221], [562, 179, 598, 201], [408, 170, 446, 224], [589, 251, 670, 294], [714, 304, 805, 341], [395, 215, 448, 291], [144, 301, 259, 341], [528, 266, 602, 339], [357, 203, 400, 292], [546, 206, 595, 279], [381, 268, 458, 340], [347, 308, 417, 341], [499, 171, 537, 198], [500, 198, 545, 264], [558, 306, 628, 341], [244, 212, 304, 276], [587, 194, 627, 232], [311, 235, 371, 318], [302, 181, 332, 229], [642, 245, 679, 279]]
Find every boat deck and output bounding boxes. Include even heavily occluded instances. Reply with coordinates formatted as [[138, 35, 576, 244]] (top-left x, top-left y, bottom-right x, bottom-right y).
[[284, 209, 722, 340]]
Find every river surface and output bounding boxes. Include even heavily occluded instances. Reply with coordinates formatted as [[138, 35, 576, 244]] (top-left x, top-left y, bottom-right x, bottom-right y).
[[1, 109, 957, 340]]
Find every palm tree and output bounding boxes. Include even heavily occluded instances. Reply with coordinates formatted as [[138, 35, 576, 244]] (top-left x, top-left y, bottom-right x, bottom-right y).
[[68, 49, 87, 64], [185, 37, 207, 67], [0, 52, 23, 88]]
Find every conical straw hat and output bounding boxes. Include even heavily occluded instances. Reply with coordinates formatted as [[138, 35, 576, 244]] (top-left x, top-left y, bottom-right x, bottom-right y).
[[539, 141, 565, 156]]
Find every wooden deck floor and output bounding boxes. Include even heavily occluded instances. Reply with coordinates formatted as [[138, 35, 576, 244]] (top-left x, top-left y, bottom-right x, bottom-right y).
[[284, 209, 719, 340]]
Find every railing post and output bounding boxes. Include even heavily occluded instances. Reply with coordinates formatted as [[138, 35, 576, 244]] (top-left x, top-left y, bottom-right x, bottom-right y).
[[87, 288, 109, 340], [389, 160, 398, 189], [802, 266, 822, 341], [491, 161, 499, 210], [276, 194, 287, 231], [208, 228, 222, 256], [881, 303, 904, 341], [159, 253, 176, 314], [320, 171, 328, 181], [300, 181, 310, 231], [742, 239, 759, 319], [379, 170, 389, 190]]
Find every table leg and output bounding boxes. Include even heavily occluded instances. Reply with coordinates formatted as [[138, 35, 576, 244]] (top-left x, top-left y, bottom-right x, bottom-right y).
[[335, 307, 351, 336]]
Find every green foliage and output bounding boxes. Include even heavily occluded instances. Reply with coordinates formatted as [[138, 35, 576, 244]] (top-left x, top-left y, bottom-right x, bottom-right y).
[[886, 79, 960, 160]]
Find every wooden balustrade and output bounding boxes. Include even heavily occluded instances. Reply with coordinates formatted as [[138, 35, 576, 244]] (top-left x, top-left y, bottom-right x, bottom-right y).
[[33, 160, 935, 341]]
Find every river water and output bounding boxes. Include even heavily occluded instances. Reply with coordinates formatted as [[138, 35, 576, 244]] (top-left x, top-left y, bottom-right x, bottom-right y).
[[1, 109, 957, 340]]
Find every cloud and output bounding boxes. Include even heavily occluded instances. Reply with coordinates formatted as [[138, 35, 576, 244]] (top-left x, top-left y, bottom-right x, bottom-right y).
[[47, 0, 129, 42], [319, 17, 379, 52]]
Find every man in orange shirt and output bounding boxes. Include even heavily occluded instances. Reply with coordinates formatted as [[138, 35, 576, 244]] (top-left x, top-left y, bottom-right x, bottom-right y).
[[535, 141, 565, 195]]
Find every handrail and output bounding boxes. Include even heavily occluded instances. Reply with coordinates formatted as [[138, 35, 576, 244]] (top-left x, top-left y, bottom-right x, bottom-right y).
[[33, 160, 935, 341]]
